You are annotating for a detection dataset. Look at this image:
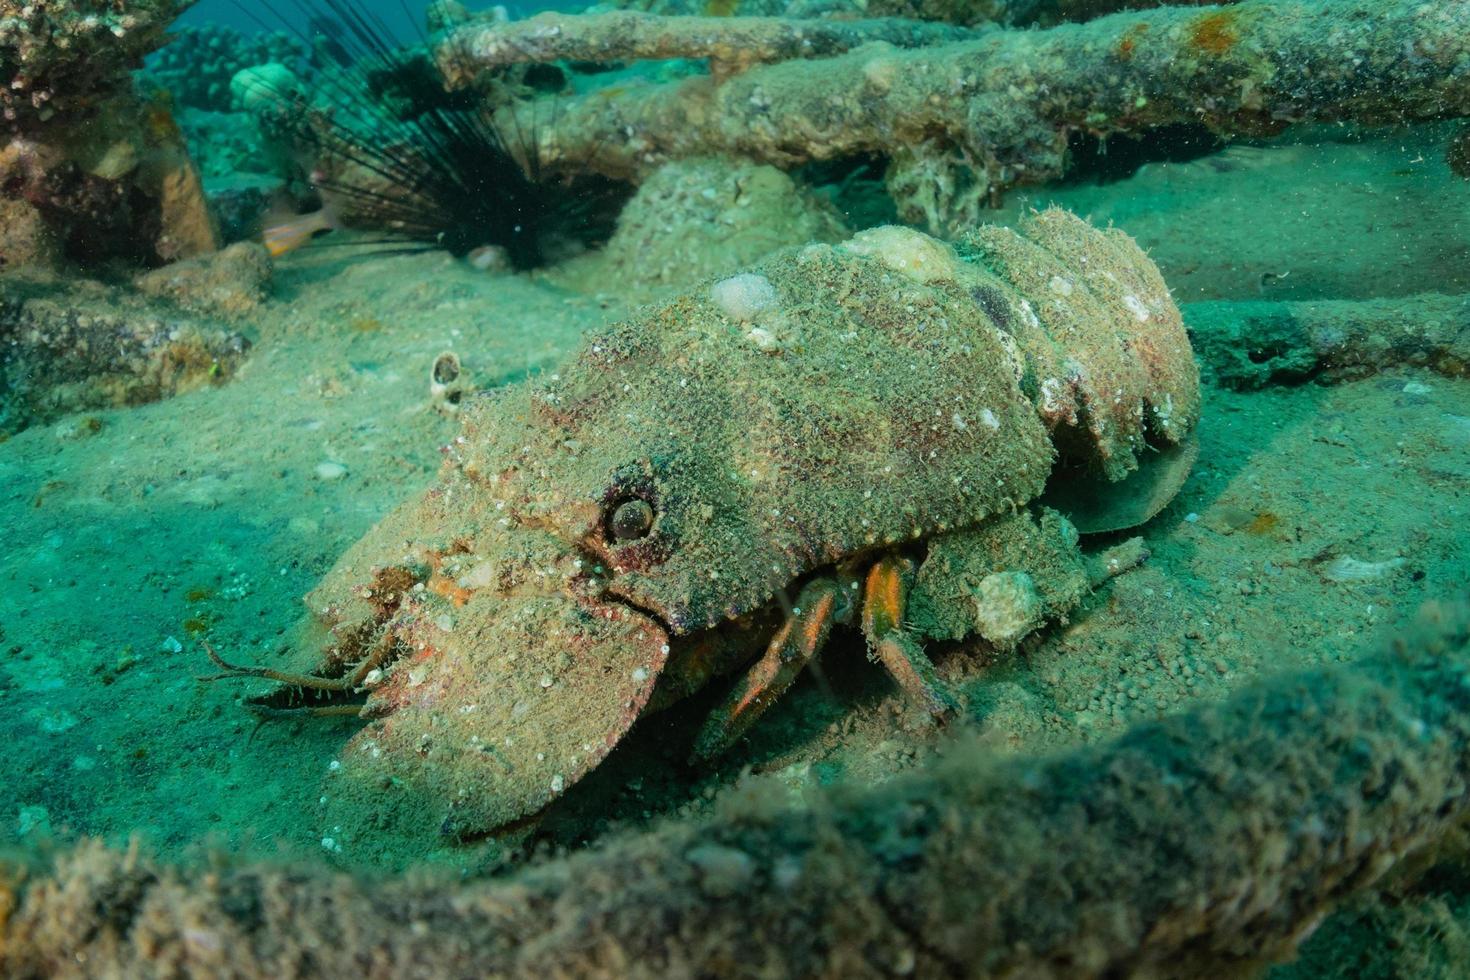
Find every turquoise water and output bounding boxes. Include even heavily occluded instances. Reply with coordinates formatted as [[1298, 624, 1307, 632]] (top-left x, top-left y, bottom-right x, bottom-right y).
[[1, 0, 1468, 974]]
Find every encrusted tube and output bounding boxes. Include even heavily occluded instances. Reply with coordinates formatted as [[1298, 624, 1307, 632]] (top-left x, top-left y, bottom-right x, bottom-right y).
[[460, 0, 1470, 229], [5, 599, 1469, 977]]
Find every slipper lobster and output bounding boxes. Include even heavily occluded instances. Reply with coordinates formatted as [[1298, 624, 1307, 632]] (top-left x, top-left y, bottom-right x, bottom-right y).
[[211, 209, 1201, 844]]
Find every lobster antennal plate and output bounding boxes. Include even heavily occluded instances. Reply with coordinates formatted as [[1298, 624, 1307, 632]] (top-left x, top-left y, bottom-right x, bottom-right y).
[[322, 584, 670, 839]]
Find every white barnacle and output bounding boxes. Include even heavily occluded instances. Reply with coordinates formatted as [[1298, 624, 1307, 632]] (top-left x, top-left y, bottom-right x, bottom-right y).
[[843, 226, 959, 284], [1121, 294, 1151, 322], [746, 326, 781, 352], [1039, 378, 1068, 418], [710, 273, 778, 322]]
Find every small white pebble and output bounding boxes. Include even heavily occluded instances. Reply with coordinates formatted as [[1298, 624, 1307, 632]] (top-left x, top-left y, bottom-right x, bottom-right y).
[[465, 244, 508, 272], [315, 461, 348, 481], [1322, 555, 1406, 583]]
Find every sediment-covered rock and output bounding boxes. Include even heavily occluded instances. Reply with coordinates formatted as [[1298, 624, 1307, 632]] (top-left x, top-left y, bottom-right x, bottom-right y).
[[0, 276, 250, 436], [133, 241, 273, 317], [552, 156, 850, 297]]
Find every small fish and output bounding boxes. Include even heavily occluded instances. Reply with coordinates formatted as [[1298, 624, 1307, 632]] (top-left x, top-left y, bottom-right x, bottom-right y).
[[261, 208, 338, 258]]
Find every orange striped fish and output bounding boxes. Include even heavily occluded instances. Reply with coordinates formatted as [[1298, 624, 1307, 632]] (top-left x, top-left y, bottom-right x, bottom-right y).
[[261, 208, 338, 257]]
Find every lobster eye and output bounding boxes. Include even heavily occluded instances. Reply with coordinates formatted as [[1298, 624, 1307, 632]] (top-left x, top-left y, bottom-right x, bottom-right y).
[[608, 497, 655, 542]]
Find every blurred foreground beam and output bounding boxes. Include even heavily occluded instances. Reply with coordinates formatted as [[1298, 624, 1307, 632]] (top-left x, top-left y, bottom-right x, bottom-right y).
[[447, 0, 1470, 229], [4, 598, 1470, 977]]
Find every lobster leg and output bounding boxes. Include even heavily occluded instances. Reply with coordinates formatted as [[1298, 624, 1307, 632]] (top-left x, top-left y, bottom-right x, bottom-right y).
[[862, 556, 960, 719], [692, 577, 846, 760]]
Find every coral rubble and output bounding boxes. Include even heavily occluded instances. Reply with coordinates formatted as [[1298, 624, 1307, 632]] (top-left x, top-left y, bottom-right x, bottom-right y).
[[0, 274, 250, 436], [0, 1, 218, 270]]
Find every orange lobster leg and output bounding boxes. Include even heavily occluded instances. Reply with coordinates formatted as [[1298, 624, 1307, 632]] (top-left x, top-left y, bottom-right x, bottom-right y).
[[693, 578, 845, 759], [862, 556, 960, 719]]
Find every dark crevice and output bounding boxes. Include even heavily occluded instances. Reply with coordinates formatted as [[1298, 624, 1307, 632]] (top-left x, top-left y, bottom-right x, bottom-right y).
[[1063, 123, 1226, 186], [796, 153, 900, 229]]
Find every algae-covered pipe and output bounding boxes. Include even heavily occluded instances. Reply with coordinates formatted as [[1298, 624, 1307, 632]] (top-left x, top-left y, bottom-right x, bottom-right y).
[[575, 0, 1227, 29], [1184, 294, 1470, 389], [442, 11, 986, 80], [467, 0, 1470, 198], [3, 599, 1469, 978]]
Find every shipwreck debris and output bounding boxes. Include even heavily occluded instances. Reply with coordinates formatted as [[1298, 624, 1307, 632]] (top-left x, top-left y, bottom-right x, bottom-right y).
[[4, 598, 1468, 977], [440, 0, 1470, 233]]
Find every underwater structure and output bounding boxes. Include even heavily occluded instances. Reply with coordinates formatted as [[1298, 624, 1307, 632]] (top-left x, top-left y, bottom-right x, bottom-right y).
[[1, 0, 1469, 977]]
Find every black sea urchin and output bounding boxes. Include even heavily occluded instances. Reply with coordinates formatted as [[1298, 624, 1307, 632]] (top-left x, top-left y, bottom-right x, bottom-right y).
[[240, 0, 629, 269]]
